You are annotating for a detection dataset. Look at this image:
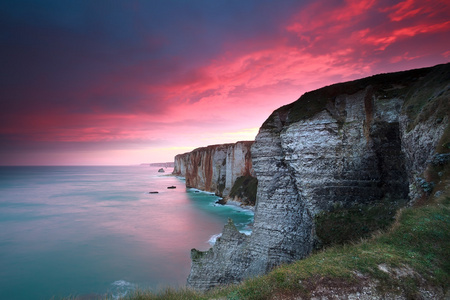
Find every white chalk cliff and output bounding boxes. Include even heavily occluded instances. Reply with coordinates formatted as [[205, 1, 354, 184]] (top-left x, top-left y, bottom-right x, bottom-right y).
[[186, 63, 450, 291], [173, 141, 257, 204]]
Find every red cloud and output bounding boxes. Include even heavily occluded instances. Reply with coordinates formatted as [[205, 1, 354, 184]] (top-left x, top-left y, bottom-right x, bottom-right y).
[[361, 20, 450, 51], [381, 0, 450, 22], [284, 0, 450, 59], [329, 0, 377, 21], [382, 0, 424, 22]]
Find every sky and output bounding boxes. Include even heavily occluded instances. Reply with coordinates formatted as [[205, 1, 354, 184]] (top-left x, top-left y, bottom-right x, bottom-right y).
[[1, 0, 449, 166]]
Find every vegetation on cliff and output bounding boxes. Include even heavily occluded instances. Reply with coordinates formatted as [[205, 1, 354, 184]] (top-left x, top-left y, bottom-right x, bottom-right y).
[[262, 63, 449, 131], [223, 197, 449, 299], [228, 175, 258, 206], [314, 199, 406, 248]]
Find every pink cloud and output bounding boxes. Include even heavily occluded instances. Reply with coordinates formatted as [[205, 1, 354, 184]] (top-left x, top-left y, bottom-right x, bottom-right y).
[[361, 21, 450, 50], [283, 0, 450, 63], [286, 0, 376, 40], [389, 52, 422, 63], [382, 0, 424, 22], [381, 0, 450, 22]]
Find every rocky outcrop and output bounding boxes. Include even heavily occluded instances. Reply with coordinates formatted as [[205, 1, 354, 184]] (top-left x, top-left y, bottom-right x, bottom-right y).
[[187, 63, 450, 290], [173, 141, 256, 203], [188, 219, 250, 290]]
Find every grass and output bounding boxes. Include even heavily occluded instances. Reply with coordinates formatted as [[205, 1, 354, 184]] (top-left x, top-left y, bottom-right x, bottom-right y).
[[314, 200, 406, 248], [213, 196, 449, 299], [123, 287, 205, 300], [402, 64, 450, 131]]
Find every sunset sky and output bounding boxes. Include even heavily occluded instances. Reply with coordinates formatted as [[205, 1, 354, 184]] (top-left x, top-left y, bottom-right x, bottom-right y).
[[1, 0, 449, 166]]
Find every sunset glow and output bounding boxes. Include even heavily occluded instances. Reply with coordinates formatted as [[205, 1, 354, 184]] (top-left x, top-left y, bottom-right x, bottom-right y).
[[1, 0, 449, 165]]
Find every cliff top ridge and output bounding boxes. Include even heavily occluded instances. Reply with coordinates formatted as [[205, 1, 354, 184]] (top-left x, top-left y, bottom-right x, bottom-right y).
[[175, 140, 254, 157], [262, 62, 450, 130]]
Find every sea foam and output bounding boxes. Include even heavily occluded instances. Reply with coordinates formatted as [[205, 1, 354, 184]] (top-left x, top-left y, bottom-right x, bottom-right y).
[[208, 229, 251, 246], [188, 187, 216, 195], [110, 280, 136, 299], [208, 233, 222, 245]]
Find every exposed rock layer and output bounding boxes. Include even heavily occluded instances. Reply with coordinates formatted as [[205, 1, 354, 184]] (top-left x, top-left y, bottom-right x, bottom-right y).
[[173, 141, 256, 202], [187, 63, 450, 290]]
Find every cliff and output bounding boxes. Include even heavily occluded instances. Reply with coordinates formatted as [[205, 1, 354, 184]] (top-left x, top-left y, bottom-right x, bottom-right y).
[[173, 141, 257, 204], [187, 63, 450, 291]]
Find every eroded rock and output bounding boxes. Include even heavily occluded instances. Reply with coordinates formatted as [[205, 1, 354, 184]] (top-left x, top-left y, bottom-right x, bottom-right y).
[[173, 141, 256, 203], [186, 63, 450, 290]]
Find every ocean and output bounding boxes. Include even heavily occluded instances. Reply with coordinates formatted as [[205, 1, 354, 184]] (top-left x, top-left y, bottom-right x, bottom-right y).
[[0, 166, 254, 299]]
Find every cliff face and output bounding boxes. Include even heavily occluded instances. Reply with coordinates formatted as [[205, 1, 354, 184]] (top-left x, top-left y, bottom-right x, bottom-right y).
[[173, 141, 255, 201], [187, 63, 450, 290]]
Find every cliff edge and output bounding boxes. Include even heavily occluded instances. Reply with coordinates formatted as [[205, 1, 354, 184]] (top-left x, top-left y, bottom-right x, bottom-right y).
[[173, 141, 257, 205], [187, 63, 450, 291]]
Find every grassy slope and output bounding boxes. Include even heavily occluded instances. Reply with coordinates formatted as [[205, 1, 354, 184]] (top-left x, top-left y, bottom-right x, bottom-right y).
[[227, 198, 449, 299]]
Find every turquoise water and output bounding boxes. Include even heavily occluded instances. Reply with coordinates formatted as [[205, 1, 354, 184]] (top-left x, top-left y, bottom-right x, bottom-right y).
[[0, 166, 253, 299]]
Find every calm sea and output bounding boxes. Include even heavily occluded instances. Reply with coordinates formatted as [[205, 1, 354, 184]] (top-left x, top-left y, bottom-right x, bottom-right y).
[[0, 166, 253, 300]]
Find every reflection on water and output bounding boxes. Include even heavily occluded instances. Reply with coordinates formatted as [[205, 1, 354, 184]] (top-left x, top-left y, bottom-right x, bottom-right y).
[[0, 166, 253, 300]]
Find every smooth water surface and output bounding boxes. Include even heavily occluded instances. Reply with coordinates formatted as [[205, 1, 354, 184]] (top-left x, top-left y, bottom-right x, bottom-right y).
[[0, 166, 253, 299]]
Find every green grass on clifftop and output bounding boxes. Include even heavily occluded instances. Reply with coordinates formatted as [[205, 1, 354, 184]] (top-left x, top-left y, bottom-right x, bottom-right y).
[[314, 200, 405, 248], [214, 197, 449, 299]]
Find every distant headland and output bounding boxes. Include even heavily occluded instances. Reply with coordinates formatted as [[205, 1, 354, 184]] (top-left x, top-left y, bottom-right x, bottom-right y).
[[140, 162, 174, 168]]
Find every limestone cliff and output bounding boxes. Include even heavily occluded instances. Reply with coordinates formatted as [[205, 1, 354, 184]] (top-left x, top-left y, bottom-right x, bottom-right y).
[[187, 63, 450, 290], [173, 141, 256, 204]]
